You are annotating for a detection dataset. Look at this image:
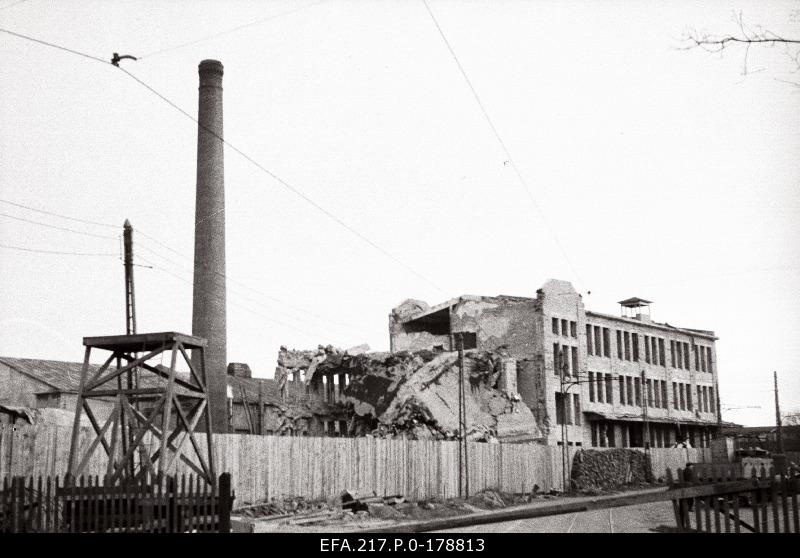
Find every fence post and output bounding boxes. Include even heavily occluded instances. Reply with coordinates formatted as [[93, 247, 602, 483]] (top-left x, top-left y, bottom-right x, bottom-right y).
[[218, 473, 232, 533]]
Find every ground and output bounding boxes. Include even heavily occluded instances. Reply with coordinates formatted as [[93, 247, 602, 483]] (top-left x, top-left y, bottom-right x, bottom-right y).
[[232, 486, 683, 533]]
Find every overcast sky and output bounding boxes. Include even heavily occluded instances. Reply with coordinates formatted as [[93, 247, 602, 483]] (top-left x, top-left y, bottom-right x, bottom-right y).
[[1, 0, 798, 427]]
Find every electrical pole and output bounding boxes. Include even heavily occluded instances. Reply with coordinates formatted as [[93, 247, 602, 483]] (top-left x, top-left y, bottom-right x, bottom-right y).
[[457, 333, 469, 498], [559, 349, 567, 493], [774, 371, 784, 454], [123, 219, 136, 335]]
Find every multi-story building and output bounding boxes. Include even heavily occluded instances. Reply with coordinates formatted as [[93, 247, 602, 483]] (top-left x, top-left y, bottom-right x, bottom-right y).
[[389, 278, 721, 449]]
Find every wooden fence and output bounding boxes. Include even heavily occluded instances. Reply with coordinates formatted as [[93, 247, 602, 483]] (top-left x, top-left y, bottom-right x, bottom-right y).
[[0, 423, 710, 503], [0, 472, 233, 533]]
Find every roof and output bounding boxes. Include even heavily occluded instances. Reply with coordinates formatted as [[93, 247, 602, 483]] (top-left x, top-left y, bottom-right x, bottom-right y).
[[618, 297, 652, 307], [0, 357, 87, 392], [397, 294, 535, 324], [584, 310, 717, 340]]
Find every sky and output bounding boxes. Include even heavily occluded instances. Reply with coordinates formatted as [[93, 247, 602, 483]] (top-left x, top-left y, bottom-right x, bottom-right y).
[[1, 0, 798, 427]]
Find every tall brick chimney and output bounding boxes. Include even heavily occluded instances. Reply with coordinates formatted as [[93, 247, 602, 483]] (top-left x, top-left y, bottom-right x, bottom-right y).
[[192, 59, 227, 433]]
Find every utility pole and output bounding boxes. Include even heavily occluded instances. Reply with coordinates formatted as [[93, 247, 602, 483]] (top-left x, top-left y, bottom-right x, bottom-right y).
[[559, 349, 567, 493], [457, 333, 469, 498], [774, 371, 784, 454]]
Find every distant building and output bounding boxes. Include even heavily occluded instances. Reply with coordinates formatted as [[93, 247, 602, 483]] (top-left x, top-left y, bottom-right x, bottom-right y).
[[721, 425, 800, 453], [389, 279, 722, 449]]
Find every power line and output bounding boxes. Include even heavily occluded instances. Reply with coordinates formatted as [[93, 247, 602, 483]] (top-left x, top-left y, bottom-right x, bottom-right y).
[[420, 0, 586, 290], [0, 27, 108, 65], [138, 0, 327, 60], [0, 242, 117, 256], [2, 25, 445, 294], [0, 198, 118, 229], [0, 211, 118, 240]]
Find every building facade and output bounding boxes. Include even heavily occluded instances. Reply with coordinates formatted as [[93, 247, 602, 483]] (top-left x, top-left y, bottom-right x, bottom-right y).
[[389, 279, 721, 449]]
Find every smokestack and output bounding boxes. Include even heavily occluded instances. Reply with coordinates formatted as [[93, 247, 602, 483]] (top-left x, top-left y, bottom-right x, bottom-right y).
[[192, 59, 227, 433]]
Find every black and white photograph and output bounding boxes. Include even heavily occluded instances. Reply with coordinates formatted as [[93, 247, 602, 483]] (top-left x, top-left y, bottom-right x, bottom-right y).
[[0, 0, 798, 539]]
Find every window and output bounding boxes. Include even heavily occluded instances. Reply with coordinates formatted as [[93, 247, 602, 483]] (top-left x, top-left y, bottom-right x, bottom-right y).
[[605, 373, 613, 403], [672, 382, 678, 409], [683, 342, 690, 369], [588, 372, 595, 402], [646, 379, 654, 407], [624, 332, 631, 361], [686, 386, 693, 411], [591, 423, 598, 447], [632, 333, 639, 362], [694, 344, 699, 371], [553, 317, 559, 334], [706, 347, 713, 374], [562, 319, 569, 337], [676, 342, 682, 369], [670, 341, 676, 368], [555, 392, 566, 425], [661, 381, 668, 409], [617, 330, 623, 359], [626, 377, 633, 407], [634, 377, 641, 406], [619, 376, 626, 405], [586, 325, 593, 355], [573, 394, 581, 425], [703, 386, 709, 412], [709, 387, 715, 413], [700, 346, 706, 372], [644, 335, 651, 364], [594, 326, 602, 356], [553, 343, 560, 375], [572, 346, 578, 375], [562, 346, 570, 376], [653, 379, 660, 408], [679, 384, 685, 410], [652, 337, 658, 365], [570, 321, 577, 338], [339, 420, 348, 436], [597, 373, 604, 403], [658, 338, 665, 366], [603, 328, 610, 357]]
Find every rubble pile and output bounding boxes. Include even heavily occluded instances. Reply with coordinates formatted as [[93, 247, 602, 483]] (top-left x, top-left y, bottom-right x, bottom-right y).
[[570, 449, 654, 491]]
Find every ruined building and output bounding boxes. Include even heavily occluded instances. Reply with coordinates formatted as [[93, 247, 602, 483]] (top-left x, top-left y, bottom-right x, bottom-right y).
[[389, 279, 721, 449]]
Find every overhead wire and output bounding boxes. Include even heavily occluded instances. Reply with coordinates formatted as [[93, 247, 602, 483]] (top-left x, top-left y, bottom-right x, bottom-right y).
[[0, 211, 118, 240], [138, 0, 327, 60], [0, 243, 117, 256], [0, 198, 118, 228], [420, 0, 586, 291]]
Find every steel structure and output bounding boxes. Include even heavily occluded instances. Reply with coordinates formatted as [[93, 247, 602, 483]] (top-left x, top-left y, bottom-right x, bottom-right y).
[[66, 332, 216, 487]]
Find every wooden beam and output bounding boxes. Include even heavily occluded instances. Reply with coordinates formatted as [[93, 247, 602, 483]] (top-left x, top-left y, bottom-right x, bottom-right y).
[[84, 346, 166, 391], [67, 346, 92, 476], [164, 396, 208, 477], [81, 399, 112, 456], [177, 342, 206, 392], [85, 352, 119, 388], [108, 395, 166, 482], [74, 397, 120, 476], [158, 346, 178, 477]]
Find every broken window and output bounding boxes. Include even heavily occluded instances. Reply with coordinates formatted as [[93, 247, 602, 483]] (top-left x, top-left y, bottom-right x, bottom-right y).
[[652, 337, 658, 365], [624, 332, 631, 361], [679, 383, 685, 410], [586, 325, 593, 355], [561, 346, 570, 377], [555, 392, 566, 425], [605, 374, 613, 404], [616, 330, 623, 359], [686, 385, 692, 411], [458, 331, 477, 350], [653, 379, 660, 408], [552, 317, 559, 334], [594, 325, 601, 356], [553, 343, 560, 376], [697, 386, 703, 413], [709, 387, 715, 413], [603, 328, 610, 357], [571, 346, 578, 375], [570, 321, 577, 338], [646, 379, 653, 407], [591, 423, 598, 447], [588, 372, 595, 402], [573, 394, 581, 426], [632, 333, 639, 362], [672, 382, 678, 409], [683, 342, 690, 370], [694, 344, 699, 371], [658, 338, 665, 365], [597, 373, 604, 403], [676, 342, 682, 369], [626, 377, 633, 407], [700, 345, 706, 372]]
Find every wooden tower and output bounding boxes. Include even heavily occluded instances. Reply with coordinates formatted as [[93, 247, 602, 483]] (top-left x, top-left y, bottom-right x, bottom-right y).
[[66, 332, 216, 487]]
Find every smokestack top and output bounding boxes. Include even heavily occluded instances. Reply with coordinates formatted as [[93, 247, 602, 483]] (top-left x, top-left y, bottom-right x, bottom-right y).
[[199, 59, 223, 76]]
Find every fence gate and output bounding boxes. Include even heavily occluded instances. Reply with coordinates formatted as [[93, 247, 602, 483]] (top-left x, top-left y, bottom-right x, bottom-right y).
[[0, 472, 233, 533], [667, 464, 799, 533]]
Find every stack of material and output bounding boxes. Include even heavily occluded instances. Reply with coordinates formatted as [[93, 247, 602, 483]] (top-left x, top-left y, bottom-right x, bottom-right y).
[[570, 449, 654, 490]]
